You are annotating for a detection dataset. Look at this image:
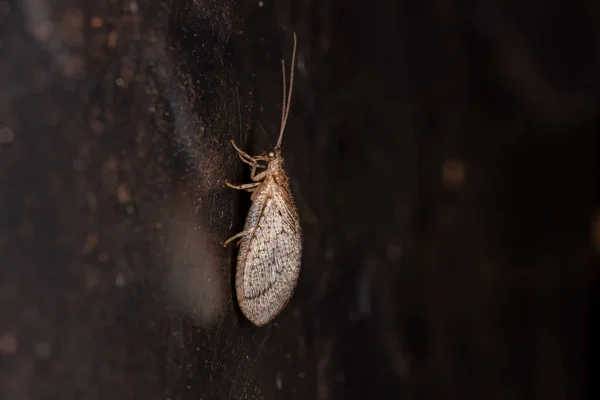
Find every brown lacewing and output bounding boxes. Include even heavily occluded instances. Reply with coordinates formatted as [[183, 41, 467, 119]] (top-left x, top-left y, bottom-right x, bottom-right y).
[[223, 33, 302, 326]]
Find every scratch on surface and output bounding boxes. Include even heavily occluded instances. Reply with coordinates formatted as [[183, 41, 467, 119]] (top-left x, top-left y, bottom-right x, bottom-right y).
[[317, 339, 333, 400], [239, 328, 271, 398], [209, 306, 225, 373], [227, 326, 272, 398], [210, 299, 233, 376], [228, 351, 244, 398]]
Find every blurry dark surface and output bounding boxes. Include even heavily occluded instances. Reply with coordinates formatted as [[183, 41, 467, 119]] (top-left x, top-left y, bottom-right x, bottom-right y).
[[1, 0, 599, 399]]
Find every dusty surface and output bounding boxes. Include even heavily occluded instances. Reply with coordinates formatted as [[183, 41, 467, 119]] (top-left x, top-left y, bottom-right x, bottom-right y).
[[1, 0, 599, 399]]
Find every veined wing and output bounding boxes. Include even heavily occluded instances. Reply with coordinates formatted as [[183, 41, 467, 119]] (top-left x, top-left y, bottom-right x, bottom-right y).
[[235, 179, 302, 325]]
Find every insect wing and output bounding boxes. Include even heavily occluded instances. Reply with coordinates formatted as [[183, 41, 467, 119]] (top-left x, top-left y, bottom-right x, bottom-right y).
[[235, 181, 302, 326]]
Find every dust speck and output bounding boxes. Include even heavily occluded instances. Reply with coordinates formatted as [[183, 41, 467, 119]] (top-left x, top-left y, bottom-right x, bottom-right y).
[[0, 333, 18, 354], [34, 21, 54, 42], [58, 53, 84, 77], [73, 158, 85, 171], [90, 17, 103, 28], [0, 126, 15, 143], [387, 243, 403, 261], [276, 372, 282, 389], [442, 159, 466, 190], [108, 31, 118, 48], [82, 233, 98, 254], [85, 268, 100, 289], [89, 119, 104, 134], [115, 272, 126, 287], [35, 341, 51, 359], [116, 183, 132, 204]]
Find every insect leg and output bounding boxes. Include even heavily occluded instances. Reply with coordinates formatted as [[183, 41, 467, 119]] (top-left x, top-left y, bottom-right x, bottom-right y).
[[225, 180, 261, 191], [223, 230, 252, 247], [236, 151, 264, 167], [250, 164, 268, 181], [251, 170, 268, 182], [231, 140, 256, 164]]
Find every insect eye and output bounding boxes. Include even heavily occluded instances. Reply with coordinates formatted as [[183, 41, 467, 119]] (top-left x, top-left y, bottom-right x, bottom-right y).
[[267, 151, 276, 158]]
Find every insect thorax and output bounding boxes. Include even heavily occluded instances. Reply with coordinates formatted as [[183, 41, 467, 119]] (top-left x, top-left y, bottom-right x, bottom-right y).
[[264, 157, 290, 185]]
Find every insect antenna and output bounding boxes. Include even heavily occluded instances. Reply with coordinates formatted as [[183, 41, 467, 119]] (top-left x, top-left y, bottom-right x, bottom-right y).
[[276, 32, 297, 150]]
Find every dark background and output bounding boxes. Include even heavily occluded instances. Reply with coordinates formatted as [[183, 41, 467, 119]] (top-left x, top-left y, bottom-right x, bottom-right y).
[[1, 0, 599, 399]]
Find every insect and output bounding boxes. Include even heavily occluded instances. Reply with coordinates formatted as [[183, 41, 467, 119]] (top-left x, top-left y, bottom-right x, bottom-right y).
[[223, 33, 302, 326]]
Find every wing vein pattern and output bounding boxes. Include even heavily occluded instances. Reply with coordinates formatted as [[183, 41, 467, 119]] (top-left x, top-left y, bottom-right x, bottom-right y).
[[235, 178, 302, 324]]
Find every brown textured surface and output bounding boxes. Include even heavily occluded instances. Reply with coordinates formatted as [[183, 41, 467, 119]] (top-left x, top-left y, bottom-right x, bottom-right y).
[[1, 0, 599, 399]]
